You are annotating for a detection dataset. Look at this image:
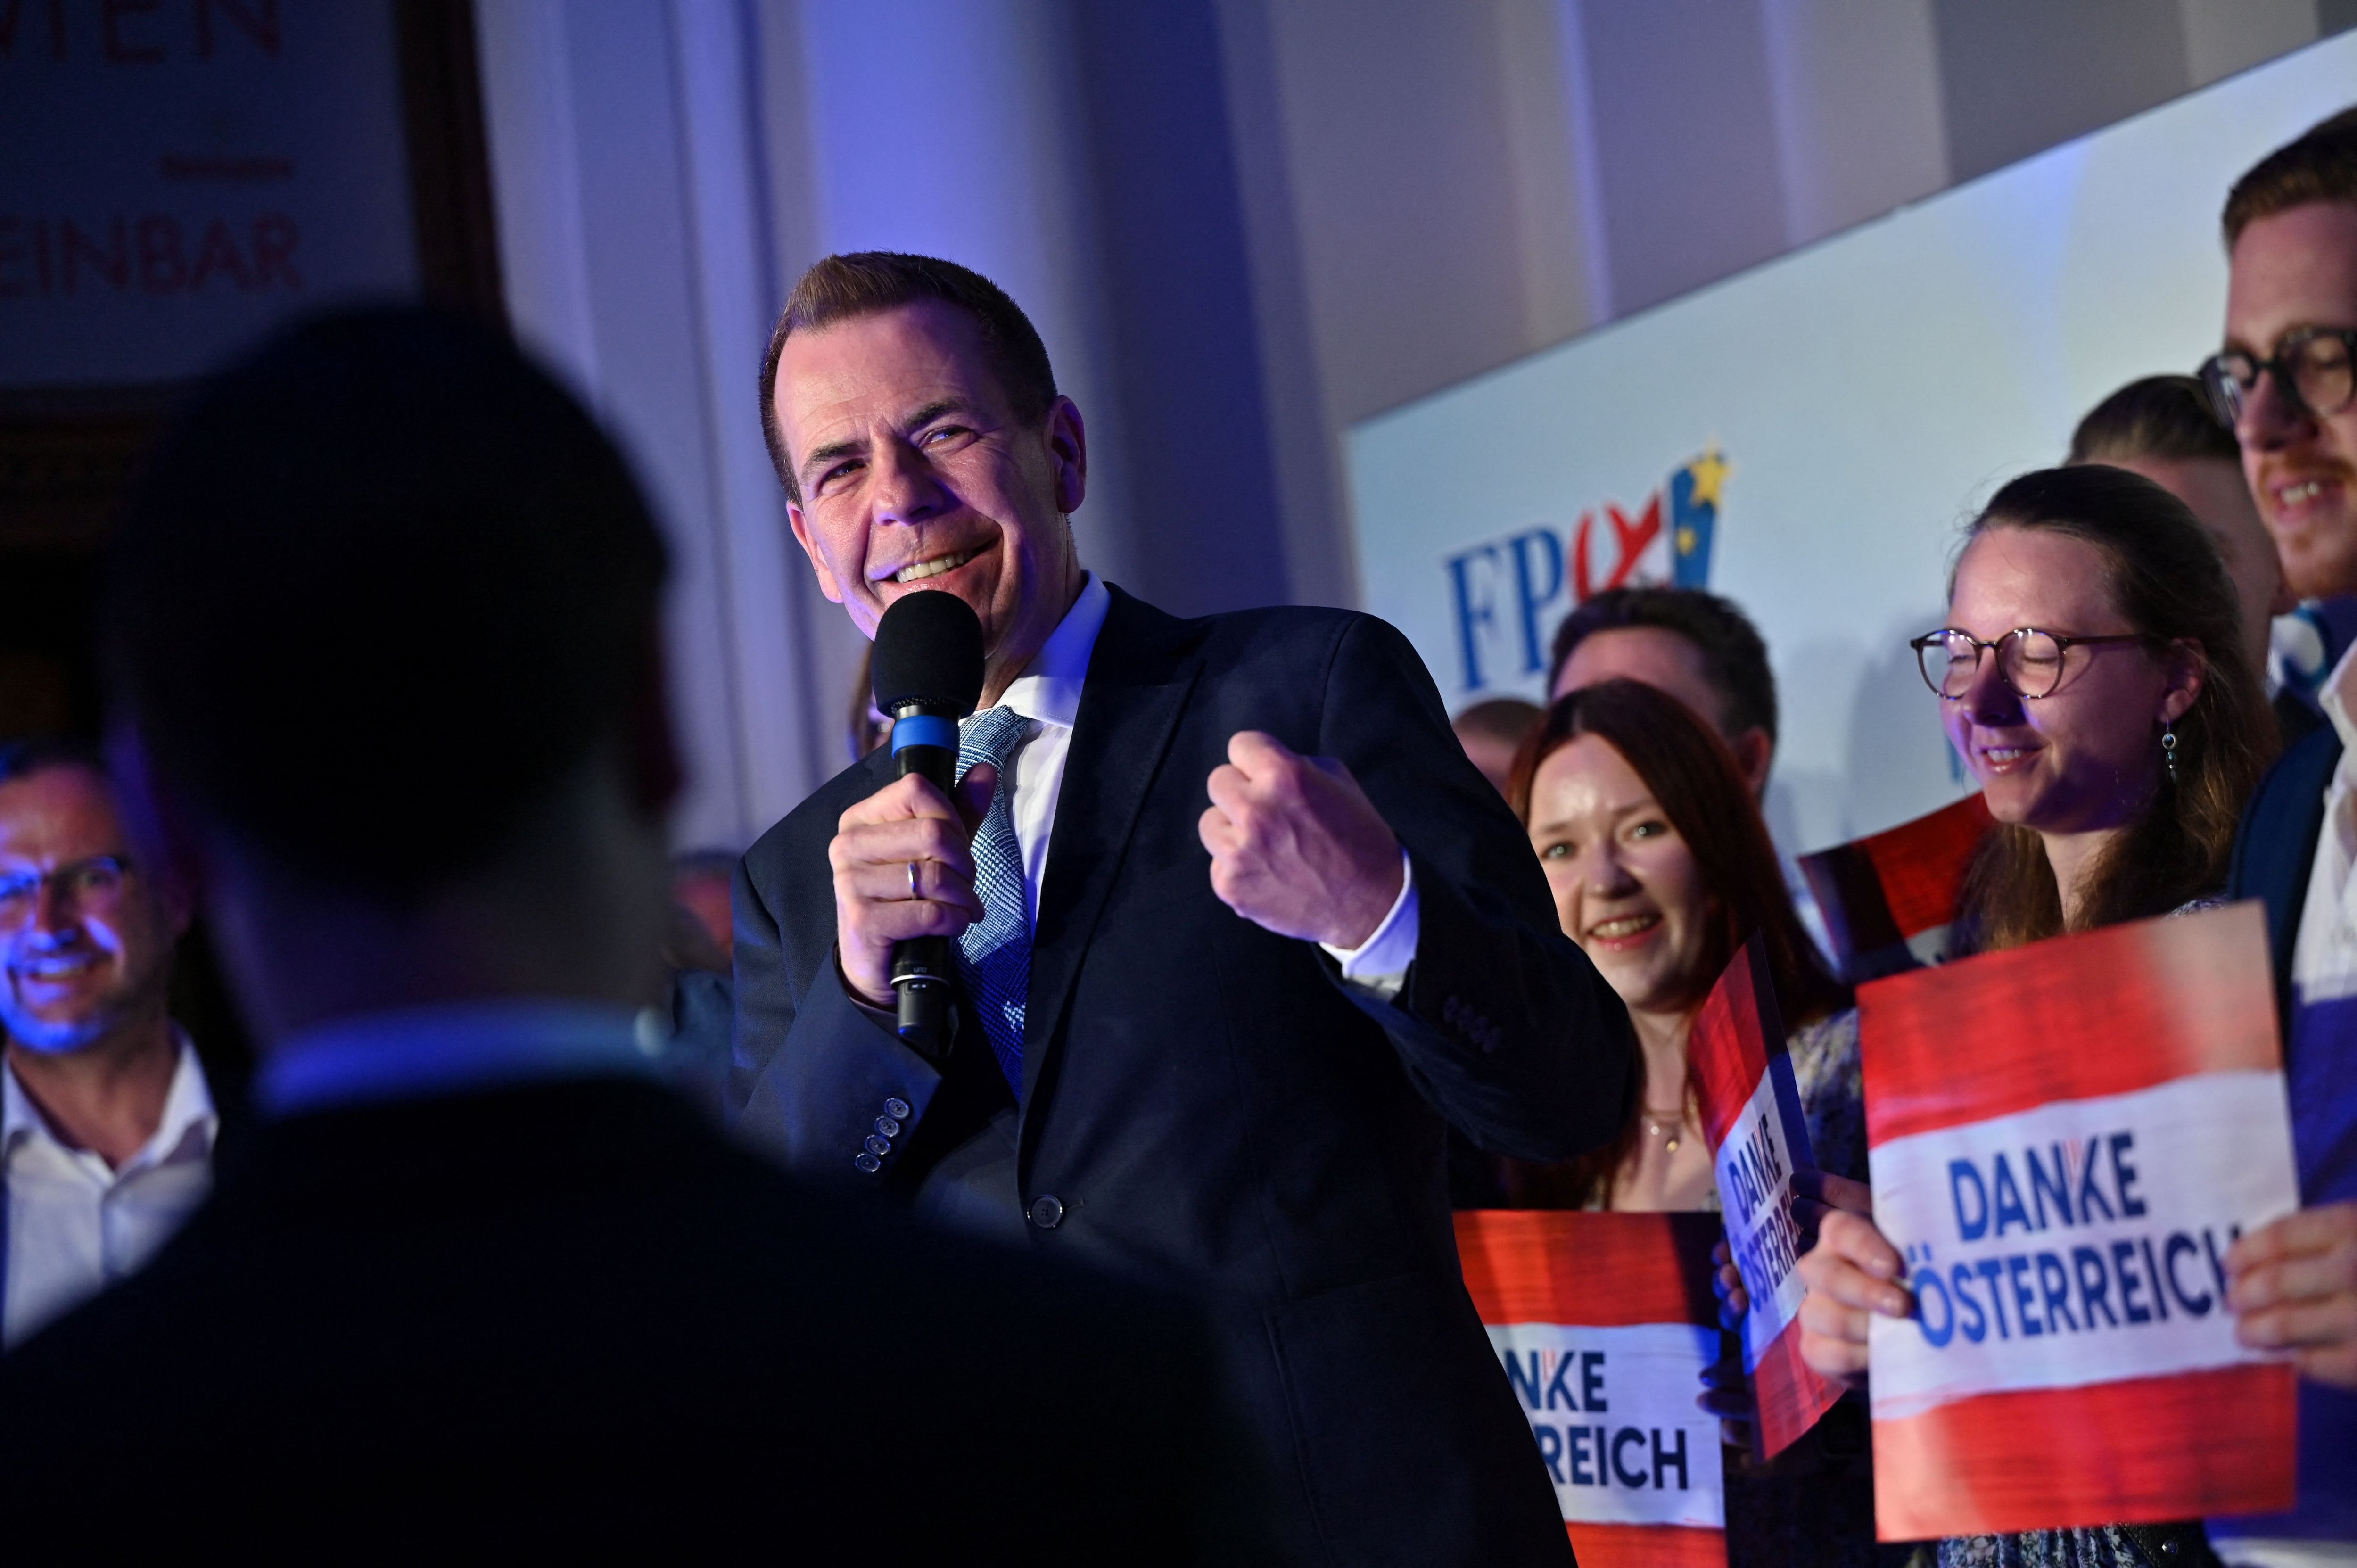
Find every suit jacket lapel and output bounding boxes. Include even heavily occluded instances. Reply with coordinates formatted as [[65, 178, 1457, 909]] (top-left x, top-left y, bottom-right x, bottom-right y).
[[2266, 727, 2343, 1045], [1020, 588, 1201, 1109]]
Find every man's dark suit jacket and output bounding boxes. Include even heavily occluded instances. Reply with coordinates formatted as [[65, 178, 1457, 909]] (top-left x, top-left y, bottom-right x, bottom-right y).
[[0, 1075, 1271, 1561], [734, 587, 1635, 1567], [2228, 720, 2341, 1029]]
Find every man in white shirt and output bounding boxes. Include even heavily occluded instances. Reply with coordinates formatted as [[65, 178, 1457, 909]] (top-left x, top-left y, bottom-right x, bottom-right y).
[[2209, 108, 2357, 1567], [0, 737, 211, 1349]]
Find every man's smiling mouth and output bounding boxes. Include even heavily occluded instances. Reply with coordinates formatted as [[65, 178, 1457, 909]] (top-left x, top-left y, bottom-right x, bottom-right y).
[[14, 952, 99, 981], [892, 547, 980, 585]]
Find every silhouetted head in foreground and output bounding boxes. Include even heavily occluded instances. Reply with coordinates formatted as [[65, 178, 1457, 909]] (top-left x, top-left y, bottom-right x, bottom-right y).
[[106, 306, 679, 1043]]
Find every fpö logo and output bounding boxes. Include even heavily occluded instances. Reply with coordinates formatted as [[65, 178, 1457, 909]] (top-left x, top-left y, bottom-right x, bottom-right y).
[[1443, 448, 1727, 693]]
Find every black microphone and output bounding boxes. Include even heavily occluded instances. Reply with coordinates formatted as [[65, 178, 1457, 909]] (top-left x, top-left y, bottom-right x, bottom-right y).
[[870, 590, 987, 1056]]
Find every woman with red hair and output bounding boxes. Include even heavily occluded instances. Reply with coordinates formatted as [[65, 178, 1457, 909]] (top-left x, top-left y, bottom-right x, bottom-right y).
[[1504, 678, 1858, 1210], [1504, 677, 1891, 1567]]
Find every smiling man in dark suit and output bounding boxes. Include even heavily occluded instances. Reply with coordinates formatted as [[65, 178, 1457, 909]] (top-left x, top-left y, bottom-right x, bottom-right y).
[[737, 252, 1634, 1567]]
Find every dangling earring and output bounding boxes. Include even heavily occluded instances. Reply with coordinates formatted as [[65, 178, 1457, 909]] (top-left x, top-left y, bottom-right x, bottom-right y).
[[2161, 720, 2179, 783]]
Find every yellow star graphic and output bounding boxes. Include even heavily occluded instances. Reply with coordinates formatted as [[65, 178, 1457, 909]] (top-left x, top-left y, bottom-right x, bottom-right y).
[[1685, 446, 1731, 510], [1676, 527, 1698, 556]]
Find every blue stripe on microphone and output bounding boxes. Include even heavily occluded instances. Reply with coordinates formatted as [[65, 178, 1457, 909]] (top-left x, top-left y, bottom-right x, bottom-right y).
[[891, 714, 960, 753]]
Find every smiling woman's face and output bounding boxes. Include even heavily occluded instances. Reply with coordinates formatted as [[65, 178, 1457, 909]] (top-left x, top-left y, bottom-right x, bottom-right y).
[[1525, 733, 1713, 1018], [1940, 525, 2178, 836]]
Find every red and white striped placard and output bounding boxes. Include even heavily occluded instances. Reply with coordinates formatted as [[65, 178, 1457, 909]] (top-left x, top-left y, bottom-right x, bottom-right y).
[[1856, 900, 2299, 1539], [1689, 934, 1845, 1459], [1457, 1210, 1728, 1568], [1799, 792, 1993, 982]]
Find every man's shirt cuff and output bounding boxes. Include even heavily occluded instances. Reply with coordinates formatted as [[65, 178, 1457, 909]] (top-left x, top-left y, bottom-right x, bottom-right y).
[[837, 949, 901, 1027], [1320, 849, 1417, 1001]]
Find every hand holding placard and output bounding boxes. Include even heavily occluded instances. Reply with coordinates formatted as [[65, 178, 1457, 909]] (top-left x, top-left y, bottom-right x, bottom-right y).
[[2227, 1197, 2357, 1387], [1795, 1210, 1911, 1388]]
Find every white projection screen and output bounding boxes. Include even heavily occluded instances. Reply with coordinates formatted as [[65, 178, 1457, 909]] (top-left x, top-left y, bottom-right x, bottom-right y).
[[1345, 32, 2357, 862]]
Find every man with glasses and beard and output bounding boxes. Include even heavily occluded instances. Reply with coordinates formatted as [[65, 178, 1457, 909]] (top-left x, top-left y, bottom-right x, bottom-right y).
[[0, 738, 212, 1350], [2206, 107, 2357, 1568]]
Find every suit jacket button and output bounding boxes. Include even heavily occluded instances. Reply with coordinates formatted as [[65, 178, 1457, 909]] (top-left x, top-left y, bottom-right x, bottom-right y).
[[883, 1097, 911, 1120], [854, 1153, 882, 1173], [875, 1114, 902, 1138], [865, 1134, 892, 1157], [1027, 1194, 1065, 1230]]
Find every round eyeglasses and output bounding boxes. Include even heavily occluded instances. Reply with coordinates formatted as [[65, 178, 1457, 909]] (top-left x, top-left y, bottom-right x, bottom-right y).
[[0, 854, 131, 929], [1908, 628, 2151, 702], [2199, 326, 2357, 428]]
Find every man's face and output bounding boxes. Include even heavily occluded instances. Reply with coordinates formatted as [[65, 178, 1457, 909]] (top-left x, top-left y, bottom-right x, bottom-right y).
[[0, 767, 182, 1054], [2225, 202, 2357, 599], [772, 302, 1087, 684]]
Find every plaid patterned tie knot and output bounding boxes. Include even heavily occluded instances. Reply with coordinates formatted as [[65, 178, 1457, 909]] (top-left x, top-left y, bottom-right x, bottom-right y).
[[954, 705, 1035, 1095]]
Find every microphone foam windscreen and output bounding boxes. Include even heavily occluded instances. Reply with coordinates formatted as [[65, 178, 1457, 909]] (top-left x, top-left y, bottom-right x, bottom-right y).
[[871, 589, 986, 714]]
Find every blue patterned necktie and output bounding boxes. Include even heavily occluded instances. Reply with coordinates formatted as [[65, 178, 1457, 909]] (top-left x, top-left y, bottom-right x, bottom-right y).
[[954, 705, 1035, 1095]]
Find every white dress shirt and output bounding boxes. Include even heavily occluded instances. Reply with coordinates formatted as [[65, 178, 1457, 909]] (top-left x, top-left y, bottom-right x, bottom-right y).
[[2, 1034, 216, 1348], [2291, 640, 2357, 1007], [2220, 1541, 2357, 1568], [978, 573, 1420, 995]]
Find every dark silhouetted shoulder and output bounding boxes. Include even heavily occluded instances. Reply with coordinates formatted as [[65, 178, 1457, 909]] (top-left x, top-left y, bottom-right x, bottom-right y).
[[0, 1078, 1272, 1562]]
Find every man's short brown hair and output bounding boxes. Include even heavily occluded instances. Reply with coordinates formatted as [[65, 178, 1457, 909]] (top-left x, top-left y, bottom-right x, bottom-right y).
[[1546, 586, 1778, 748], [2223, 106, 2357, 247], [2068, 374, 2240, 468], [758, 252, 1058, 502]]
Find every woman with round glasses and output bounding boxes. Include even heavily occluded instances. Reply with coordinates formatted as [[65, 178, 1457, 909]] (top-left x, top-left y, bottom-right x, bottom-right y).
[[1798, 464, 2278, 1568], [1903, 464, 2275, 946]]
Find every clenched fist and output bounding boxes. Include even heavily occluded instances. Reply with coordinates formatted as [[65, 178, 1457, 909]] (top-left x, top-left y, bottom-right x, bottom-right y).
[[830, 765, 997, 1007], [1199, 731, 1403, 951]]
